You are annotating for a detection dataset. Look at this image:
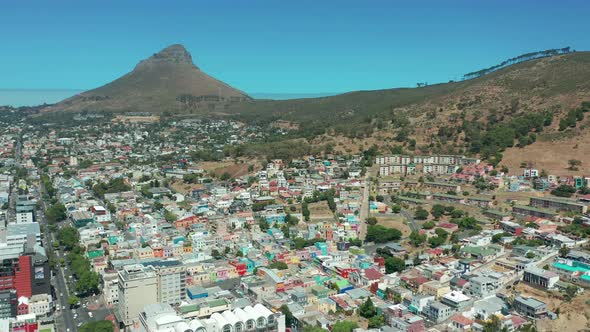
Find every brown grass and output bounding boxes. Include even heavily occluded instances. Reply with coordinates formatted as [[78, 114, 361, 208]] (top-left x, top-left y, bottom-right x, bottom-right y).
[[502, 129, 590, 176], [374, 214, 412, 237]]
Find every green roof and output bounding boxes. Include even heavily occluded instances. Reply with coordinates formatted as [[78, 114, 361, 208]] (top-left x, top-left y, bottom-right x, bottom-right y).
[[513, 205, 558, 215], [531, 197, 585, 207], [484, 209, 510, 216], [461, 246, 497, 257], [179, 304, 200, 313], [397, 196, 426, 204], [208, 299, 227, 308]]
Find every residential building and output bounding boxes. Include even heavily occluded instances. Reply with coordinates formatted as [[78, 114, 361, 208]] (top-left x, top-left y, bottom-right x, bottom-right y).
[[116, 264, 158, 327], [513, 296, 547, 319], [529, 197, 587, 214], [523, 267, 559, 289]]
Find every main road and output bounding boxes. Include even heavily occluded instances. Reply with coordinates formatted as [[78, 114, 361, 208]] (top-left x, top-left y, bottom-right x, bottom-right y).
[[38, 180, 78, 332]]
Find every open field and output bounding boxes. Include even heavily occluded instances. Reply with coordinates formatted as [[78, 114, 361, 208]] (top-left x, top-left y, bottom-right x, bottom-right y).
[[374, 214, 412, 237], [502, 128, 590, 176], [200, 160, 256, 178], [508, 283, 590, 332], [308, 202, 334, 221]]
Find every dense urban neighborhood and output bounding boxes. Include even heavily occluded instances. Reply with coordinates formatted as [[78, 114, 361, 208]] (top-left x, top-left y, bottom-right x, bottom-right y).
[[0, 113, 587, 332]]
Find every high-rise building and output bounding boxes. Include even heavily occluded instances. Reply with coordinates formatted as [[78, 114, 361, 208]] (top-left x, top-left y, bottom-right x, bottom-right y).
[[143, 260, 186, 306], [0, 289, 17, 319], [116, 264, 158, 327]]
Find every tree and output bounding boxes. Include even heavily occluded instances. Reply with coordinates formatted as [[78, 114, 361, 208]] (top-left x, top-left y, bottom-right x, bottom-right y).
[[384, 256, 405, 273], [68, 295, 79, 307], [269, 261, 288, 270], [391, 205, 401, 213], [564, 284, 578, 300], [359, 297, 376, 318], [211, 249, 222, 259], [559, 245, 570, 258], [431, 204, 445, 219], [414, 207, 429, 220], [422, 221, 435, 229], [79, 320, 114, 332], [366, 217, 378, 226], [302, 202, 310, 221], [46, 203, 67, 224], [551, 185, 576, 198], [164, 210, 178, 222], [492, 232, 510, 243], [332, 321, 358, 332], [368, 315, 384, 328], [568, 159, 582, 171], [482, 315, 501, 332], [366, 225, 402, 243], [280, 305, 295, 327], [428, 236, 446, 248], [220, 172, 232, 181], [58, 227, 80, 250], [409, 231, 426, 247]]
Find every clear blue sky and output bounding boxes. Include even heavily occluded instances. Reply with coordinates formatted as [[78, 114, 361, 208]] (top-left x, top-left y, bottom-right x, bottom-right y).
[[2, 0, 589, 94]]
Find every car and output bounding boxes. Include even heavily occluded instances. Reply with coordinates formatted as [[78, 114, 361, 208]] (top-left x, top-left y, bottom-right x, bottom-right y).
[[77, 322, 82, 327], [60, 293, 63, 297], [62, 306, 65, 310], [88, 312, 93, 318], [66, 329, 70, 332]]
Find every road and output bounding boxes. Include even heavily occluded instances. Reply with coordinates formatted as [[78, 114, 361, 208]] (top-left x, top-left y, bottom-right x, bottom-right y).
[[37, 180, 80, 332], [400, 208, 419, 232], [358, 172, 371, 240]]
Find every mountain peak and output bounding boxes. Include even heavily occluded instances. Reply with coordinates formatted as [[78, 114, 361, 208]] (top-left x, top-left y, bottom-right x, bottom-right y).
[[141, 44, 196, 67]]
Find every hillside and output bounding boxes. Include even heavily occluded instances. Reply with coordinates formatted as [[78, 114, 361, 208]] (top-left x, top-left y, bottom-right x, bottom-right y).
[[229, 52, 590, 172], [42, 44, 250, 114], [42, 47, 590, 173]]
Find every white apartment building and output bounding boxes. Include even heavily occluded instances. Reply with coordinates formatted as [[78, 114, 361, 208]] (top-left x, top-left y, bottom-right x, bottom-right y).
[[117, 264, 158, 327]]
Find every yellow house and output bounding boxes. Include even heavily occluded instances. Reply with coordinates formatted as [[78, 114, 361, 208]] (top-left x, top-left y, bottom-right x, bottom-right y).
[[318, 297, 337, 314], [134, 247, 154, 259], [422, 280, 451, 299]]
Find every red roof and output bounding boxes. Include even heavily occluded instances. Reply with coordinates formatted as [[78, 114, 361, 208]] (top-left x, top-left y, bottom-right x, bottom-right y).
[[364, 268, 384, 280], [451, 314, 473, 326]]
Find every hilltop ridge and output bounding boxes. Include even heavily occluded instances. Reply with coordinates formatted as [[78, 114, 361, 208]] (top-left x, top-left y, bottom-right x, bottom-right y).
[[42, 44, 250, 114]]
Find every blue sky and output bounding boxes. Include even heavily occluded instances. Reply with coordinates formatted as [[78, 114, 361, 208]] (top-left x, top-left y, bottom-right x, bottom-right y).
[[1, 0, 589, 94]]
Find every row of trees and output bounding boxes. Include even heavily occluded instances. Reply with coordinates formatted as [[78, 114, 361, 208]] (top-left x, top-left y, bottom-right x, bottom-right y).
[[463, 47, 571, 80], [465, 112, 553, 164], [66, 246, 101, 296], [92, 177, 131, 199], [559, 106, 586, 131], [365, 225, 402, 243]]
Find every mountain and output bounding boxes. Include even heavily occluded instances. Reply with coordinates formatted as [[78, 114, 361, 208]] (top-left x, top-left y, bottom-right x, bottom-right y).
[[230, 51, 590, 174], [43, 44, 250, 113]]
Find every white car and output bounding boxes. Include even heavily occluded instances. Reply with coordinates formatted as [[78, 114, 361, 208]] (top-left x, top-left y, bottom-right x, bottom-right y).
[[88, 312, 93, 318]]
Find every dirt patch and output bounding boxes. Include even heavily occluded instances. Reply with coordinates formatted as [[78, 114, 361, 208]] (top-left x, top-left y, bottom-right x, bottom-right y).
[[374, 214, 412, 237], [502, 129, 590, 176], [507, 283, 590, 332], [170, 181, 195, 195], [536, 290, 590, 332], [308, 201, 334, 220], [200, 160, 258, 178]]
